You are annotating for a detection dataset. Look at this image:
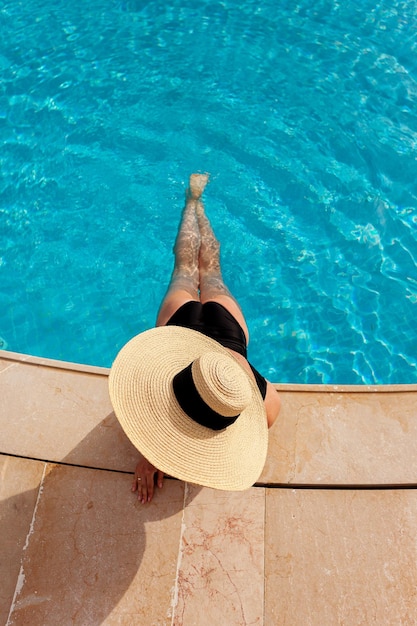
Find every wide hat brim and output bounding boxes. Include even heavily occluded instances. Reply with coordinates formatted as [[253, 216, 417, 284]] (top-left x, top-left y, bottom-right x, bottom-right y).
[[109, 325, 268, 491]]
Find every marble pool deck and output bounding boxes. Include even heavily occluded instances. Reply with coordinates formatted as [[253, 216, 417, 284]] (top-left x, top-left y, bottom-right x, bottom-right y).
[[1, 349, 417, 625]]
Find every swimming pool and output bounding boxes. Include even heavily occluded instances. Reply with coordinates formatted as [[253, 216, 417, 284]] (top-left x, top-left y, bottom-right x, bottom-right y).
[[1, 0, 416, 384]]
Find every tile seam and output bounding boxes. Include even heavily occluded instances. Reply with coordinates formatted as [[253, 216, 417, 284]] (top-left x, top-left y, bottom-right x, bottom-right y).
[[170, 481, 188, 626], [6, 462, 48, 626], [2, 456, 417, 489], [0, 361, 18, 376], [258, 483, 417, 490]]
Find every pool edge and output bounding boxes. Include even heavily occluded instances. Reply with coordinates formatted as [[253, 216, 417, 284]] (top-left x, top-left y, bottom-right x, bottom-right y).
[[1, 348, 416, 393]]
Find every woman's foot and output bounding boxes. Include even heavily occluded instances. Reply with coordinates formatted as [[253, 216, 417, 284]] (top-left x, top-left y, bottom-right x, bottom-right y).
[[187, 173, 209, 200]]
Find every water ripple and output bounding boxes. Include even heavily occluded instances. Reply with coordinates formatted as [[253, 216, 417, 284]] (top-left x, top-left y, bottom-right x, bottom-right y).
[[1, 0, 416, 383]]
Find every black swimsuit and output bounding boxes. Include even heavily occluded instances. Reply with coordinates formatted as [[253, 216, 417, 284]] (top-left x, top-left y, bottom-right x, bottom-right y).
[[166, 301, 267, 400]]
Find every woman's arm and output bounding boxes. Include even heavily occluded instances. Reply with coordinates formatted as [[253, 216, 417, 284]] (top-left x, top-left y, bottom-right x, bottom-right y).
[[264, 382, 281, 429]]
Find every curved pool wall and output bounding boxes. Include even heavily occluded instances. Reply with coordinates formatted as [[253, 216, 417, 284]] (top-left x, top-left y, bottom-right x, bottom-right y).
[[1, 0, 416, 384]]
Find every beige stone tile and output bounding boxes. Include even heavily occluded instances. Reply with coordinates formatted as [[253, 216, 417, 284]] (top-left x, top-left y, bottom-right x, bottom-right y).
[[0, 361, 138, 472], [0, 358, 15, 373], [171, 485, 265, 625], [7, 465, 185, 626], [0, 455, 46, 625], [262, 389, 417, 485], [265, 488, 417, 626]]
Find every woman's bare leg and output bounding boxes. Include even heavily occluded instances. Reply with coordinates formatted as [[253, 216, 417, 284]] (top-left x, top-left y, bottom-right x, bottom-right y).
[[196, 189, 250, 342], [156, 174, 208, 326]]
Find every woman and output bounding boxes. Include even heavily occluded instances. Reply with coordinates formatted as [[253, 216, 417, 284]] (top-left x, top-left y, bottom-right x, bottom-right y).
[[109, 174, 281, 503]]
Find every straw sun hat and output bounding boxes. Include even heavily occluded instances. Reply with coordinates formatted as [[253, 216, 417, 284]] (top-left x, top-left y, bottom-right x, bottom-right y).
[[109, 325, 268, 491]]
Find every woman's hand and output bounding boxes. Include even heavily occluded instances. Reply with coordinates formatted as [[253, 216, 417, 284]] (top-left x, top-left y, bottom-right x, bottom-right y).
[[131, 453, 164, 503]]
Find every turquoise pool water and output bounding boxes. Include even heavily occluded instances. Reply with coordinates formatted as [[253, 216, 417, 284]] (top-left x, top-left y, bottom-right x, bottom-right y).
[[1, 0, 417, 384]]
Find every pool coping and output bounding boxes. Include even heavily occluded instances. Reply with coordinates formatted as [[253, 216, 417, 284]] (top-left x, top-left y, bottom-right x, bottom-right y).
[[2, 348, 416, 393]]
